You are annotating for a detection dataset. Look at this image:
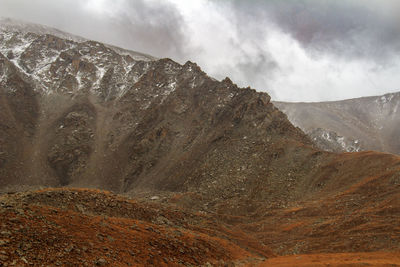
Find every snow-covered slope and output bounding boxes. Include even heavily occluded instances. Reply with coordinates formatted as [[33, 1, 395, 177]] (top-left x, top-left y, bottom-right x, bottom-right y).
[[0, 18, 156, 60], [274, 92, 400, 154], [0, 17, 86, 42], [0, 18, 156, 99], [308, 128, 362, 153]]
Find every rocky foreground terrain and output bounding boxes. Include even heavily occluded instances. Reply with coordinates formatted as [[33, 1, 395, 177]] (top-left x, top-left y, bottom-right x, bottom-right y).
[[274, 92, 400, 154], [0, 19, 400, 266], [0, 188, 269, 266]]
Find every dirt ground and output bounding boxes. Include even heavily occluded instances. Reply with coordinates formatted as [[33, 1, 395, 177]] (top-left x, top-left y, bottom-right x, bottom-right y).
[[259, 252, 400, 266]]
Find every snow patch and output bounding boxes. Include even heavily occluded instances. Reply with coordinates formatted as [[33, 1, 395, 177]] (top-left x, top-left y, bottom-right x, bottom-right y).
[[376, 93, 395, 106], [0, 70, 8, 85], [141, 100, 152, 110], [393, 102, 399, 114], [337, 136, 346, 150], [92, 66, 107, 89], [161, 80, 177, 96], [76, 73, 83, 90]]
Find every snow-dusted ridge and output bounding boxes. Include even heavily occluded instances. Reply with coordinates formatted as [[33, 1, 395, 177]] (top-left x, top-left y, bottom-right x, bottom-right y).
[[309, 128, 362, 153], [0, 17, 156, 61], [0, 18, 161, 98], [274, 91, 400, 154], [0, 17, 86, 42]]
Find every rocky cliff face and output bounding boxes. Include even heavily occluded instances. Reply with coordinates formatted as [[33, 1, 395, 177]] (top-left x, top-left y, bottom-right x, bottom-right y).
[[0, 19, 310, 194], [307, 128, 362, 153], [274, 92, 400, 154]]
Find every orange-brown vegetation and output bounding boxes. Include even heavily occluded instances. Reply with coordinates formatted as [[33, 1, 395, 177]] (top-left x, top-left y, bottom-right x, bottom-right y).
[[259, 252, 400, 266], [0, 189, 269, 266]]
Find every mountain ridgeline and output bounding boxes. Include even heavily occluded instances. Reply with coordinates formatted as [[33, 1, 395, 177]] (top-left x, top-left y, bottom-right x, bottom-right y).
[[1, 19, 400, 260], [0, 20, 309, 194], [274, 92, 400, 154]]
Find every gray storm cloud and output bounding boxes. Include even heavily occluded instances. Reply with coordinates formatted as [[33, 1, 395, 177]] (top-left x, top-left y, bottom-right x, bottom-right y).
[[229, 0, 400, 62], [97, 0, 188, 59], [0, 0, 399, 101], [0, 0, 187, 59]]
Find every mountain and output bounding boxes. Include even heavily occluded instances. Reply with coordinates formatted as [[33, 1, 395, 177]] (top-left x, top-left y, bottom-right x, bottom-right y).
[[1, 19, 400, 265], [274, 92, 400, 154], [0, 18, 310, 194]]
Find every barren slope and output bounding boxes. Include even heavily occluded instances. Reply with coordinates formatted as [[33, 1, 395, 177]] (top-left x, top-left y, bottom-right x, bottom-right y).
[[0, 20, 310, 193], [0, 188, 270, 266], [274, 92, 400, 154]]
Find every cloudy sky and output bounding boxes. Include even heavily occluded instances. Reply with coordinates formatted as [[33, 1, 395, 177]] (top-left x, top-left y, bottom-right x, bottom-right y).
[[1, 0, 400, 102]]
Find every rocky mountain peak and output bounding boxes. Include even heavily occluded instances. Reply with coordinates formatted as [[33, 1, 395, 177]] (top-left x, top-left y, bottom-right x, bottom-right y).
[[0, 19, 311, 195]]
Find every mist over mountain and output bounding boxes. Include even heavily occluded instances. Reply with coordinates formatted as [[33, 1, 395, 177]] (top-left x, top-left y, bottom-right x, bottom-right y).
[[274, 92, 400, 154]]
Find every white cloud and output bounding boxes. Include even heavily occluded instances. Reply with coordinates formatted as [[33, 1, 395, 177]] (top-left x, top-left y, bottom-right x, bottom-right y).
[[84, 0, 108, 14], [262, 28, 400, 101], [166, 0, 400, 102]]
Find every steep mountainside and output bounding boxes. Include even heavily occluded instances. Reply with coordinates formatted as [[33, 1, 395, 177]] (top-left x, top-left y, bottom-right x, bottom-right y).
[[274, 92, 400, 154], [0, 19, 310, 194], [1, 19, 400, 265]]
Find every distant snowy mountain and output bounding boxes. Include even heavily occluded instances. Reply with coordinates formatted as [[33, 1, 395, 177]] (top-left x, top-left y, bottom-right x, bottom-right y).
[[274, 92, 400, 154]]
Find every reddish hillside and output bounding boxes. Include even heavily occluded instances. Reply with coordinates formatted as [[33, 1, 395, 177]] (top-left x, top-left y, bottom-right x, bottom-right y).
[[260, 252, 400, 266], [0, 188, 271, 266]]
